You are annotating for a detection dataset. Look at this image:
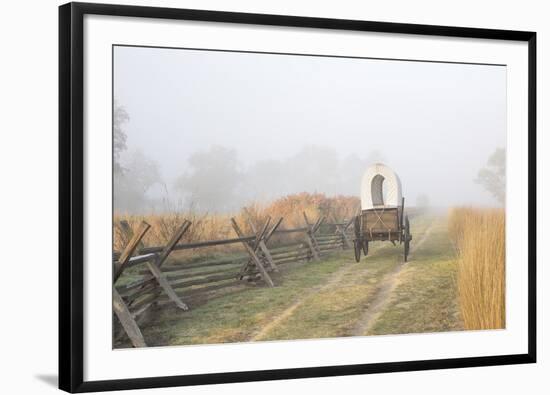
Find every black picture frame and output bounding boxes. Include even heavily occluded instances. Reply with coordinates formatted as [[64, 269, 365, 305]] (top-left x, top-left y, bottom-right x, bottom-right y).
[[59, 2, 537, 393]]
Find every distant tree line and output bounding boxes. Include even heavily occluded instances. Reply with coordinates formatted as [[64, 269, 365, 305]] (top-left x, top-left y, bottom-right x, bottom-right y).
[[173, 145, 385, 214], [113, 103, 386, 214], [114, 102, 505, 214]]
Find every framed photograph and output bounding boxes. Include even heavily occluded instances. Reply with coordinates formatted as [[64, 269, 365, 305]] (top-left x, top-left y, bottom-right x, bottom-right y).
[[59, 2, 536, 393]]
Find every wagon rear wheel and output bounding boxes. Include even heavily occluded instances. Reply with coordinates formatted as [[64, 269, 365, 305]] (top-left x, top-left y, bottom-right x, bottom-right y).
[[362, 240, 369, 255], [403, 215, 411, 262]]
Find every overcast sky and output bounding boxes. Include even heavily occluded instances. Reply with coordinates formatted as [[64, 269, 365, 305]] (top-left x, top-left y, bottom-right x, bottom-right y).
[[114, 45, 506, 209]]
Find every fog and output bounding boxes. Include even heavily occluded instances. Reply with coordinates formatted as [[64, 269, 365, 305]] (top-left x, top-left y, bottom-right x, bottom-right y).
[[113, 46, 506, 214]]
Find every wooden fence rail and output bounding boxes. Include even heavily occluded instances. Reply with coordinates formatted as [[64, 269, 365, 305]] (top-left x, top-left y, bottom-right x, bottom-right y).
[[113, 212, 355, 347]]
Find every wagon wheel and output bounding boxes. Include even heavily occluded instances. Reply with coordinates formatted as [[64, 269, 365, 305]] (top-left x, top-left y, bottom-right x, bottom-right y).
[[354, 239, 362, 262], [362, 240, 369, 255], [353, 215, 362, 262], [403, 215, 411, 262], [354, 215, 361, 240]]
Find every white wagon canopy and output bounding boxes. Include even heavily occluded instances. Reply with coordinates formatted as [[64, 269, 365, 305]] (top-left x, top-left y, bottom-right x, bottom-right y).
[[360, 163, 403, 210]]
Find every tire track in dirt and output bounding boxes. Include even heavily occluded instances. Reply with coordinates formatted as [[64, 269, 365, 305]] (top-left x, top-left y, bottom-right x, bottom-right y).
[[350, 219, 438, 336], [249, 261, 361, 341]]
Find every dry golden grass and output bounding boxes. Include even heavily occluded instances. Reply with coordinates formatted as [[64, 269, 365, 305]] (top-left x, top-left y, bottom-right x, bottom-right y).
[[114, 193, 360, 253], [448, 207, 505, 330], [114, 210, 234, 253]]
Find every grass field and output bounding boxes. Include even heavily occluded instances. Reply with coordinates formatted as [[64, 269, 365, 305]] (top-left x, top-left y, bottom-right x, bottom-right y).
[[119, 212, 466, 347]]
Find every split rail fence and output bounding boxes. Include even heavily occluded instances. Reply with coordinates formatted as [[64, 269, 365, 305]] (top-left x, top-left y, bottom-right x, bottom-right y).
[[113, 212, 355, 347]]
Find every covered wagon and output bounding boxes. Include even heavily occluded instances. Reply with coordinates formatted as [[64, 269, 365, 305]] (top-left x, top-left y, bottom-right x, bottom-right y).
[[353, 163, 412, 262]]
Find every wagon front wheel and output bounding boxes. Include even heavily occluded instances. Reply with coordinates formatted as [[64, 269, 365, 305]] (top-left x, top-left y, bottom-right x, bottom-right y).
[[353, 215, 362, 262], [403, 215, 411, 262], [354, 239, 362, 262]]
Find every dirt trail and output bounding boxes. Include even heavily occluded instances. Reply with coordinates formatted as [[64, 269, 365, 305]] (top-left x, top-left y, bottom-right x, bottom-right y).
[[249, 261, 360, 341], [350, 220, 437, 336], [406, 220, 437, 261], [251, 219, 438, 341]]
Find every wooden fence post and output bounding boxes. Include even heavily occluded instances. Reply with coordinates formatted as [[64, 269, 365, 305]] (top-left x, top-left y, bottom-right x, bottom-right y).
[[332, 215, 353, 249], [145, 220, 192, 310], [154, 221, 192, 269], [312, 216, 326, 254], [114, 221, 151, 282], [113, 287, 146, 348], [112, 221, 153, 347], [231, 218, 275, 287], [312, 216, 326, 233], [265, 217, 284, 243], [239, 215, 270, 276], [303, 212, 321, 261], [342, 217, 354, 247], [243, 210, 279, 273], [119, 220, 146, 251]]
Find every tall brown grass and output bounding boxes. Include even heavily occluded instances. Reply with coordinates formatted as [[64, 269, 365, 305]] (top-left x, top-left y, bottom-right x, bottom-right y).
[[448, 207, 505, 330], [114, 193, 360, 253]]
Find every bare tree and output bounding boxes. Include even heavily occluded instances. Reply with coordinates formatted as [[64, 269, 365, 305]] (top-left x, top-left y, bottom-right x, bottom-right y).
[[113, 100, 129, 175], [112, 103, 164, 213], [475, 148, 505, 204]]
